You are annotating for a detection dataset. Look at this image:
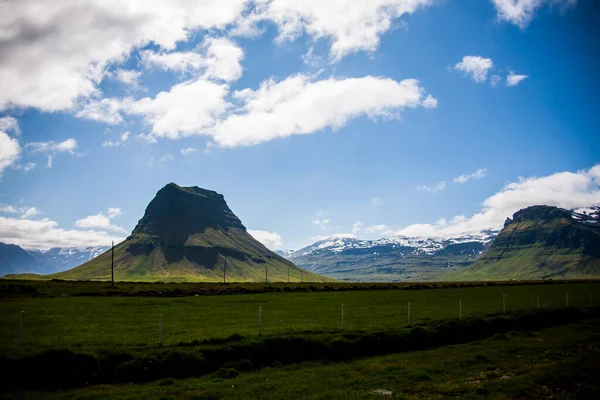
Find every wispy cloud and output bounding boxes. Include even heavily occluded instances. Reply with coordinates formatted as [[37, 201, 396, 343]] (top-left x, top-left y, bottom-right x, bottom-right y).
[[454, 168, 488, 184]]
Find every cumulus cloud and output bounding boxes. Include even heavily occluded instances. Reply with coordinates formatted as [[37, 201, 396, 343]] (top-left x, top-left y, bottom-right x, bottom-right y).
[[0, 117, 20, 135], [454, 56, 494, 83], [26, 139, 78, 154], [248, 229, 283, 249], [75, 208, 127, 233], [180, 148, 197, 156], [20, 207, 40, 219], [0, 204, 18, 213], [244, 0, 433, 61], [490, 74, 502, 87], [491, 0, 576, 28], [213, 75, 436, 147], [77, 98, 124, 125], [397, 164, 600, 237], [417, 181, 447, 193], [506, 71, 529, 86], [0, 131, 20, 177], [111, 69, 142, 88], [454, 168, 488, 184], [141, 36, 244, 82], [0, 0, 250, 112], [351, 221, 364, 234], [0, 216, 125, 250], [102, 131, 131, 148]]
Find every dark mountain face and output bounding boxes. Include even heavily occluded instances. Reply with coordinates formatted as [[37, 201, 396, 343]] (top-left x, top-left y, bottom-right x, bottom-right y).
[[54, 183, 316, 282], [446, 205, 600, 280], [132, 183, 245, 245]]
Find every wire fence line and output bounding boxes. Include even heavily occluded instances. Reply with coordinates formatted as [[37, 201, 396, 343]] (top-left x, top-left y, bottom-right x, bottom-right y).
[[3, 288, 597, 353]]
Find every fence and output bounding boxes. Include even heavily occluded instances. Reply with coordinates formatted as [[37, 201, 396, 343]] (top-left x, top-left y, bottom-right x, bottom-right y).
[[2, 283, 599, 354]]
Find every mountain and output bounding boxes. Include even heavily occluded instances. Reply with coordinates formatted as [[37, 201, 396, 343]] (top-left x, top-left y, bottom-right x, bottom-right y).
[[53, 183, 319, 282], [444, 205, 600, 280], [0, 243, 40, 276], [287, 233, 496, 282], [0, 243, 109, 277]]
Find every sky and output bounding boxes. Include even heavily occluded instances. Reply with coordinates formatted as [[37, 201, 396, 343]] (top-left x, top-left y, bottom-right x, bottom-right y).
[[0, 0, 599, 251]]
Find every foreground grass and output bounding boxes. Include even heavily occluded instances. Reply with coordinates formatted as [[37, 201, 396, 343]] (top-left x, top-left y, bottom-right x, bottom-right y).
[[2, 282, 599, 355], [2, 282, 600, 355], [11, 318, 600, 399]]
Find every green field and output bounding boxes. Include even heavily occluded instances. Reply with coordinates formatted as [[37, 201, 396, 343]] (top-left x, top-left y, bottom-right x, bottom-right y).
[[15, 318, 600, 399], [1, 281, 599, 355]]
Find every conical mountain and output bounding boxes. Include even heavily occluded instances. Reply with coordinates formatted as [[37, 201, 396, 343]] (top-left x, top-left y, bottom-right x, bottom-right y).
[[55, 183, 320, 282], [445, 205, 600, 280]]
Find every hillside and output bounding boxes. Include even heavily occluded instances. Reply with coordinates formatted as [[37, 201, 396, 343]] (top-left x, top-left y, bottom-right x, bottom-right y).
[[444, 205, 600, 281], [287, 233, 496, 281], [53, 183, 319, 282]]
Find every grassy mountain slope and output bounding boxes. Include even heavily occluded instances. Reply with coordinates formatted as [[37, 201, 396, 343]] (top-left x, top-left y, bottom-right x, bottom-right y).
[[443, 205, 600, 281], [53, 183, 320, 282]]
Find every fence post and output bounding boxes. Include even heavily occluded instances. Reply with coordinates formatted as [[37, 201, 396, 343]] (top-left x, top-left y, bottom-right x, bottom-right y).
[[341, 304, 345, 330], [407, 301, 411, 326], [459, 300, 462, 320], [19, 310, 24, 350], [565, 292, 569, 308], [537, 292, 540, 309], [502, 294, 506, 314], [258, 307, 263, 336], [159, 314, 163, 346]]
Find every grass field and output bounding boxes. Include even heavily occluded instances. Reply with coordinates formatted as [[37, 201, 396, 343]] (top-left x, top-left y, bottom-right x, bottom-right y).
[[13, 318, 600, 399], [1, 281, 599, 356]]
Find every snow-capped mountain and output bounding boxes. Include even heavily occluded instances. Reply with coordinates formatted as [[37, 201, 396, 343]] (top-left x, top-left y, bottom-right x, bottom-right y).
[[285, 232, 498, 282], [0, 243, 110, 276]]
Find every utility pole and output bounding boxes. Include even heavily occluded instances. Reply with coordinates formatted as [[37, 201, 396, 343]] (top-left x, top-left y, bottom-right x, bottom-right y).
[[111, 241, 114, 287], [223, 258, 227, 284]]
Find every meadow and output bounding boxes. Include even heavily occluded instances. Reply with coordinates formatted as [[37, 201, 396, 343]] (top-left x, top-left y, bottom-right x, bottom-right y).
[[1, 280, 599, 355]]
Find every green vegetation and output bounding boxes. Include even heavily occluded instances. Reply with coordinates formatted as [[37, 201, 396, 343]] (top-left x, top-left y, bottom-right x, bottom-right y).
[[18, 318, 599, 399], [445, 206, 600, 281], [1, 281, 599, 355]]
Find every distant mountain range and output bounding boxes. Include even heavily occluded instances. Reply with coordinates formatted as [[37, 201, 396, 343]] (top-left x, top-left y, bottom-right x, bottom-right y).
[[283, 232, 497, 281], [0, 243, 109, 277]]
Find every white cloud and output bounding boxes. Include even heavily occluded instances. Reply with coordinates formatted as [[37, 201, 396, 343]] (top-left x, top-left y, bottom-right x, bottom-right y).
[[14, 162, 36, 173], [107, 208, 122, 218], [77, 98, 124, 125], [506, 71, 529, 86], [492, 0, 576, 28], [141, 36, 244, 82], [0, 215, 124, 250], [26, 138, 78, 154], [248, 229, 283, 250], [180, 148, 197, 156], [397, 164, 600, 237], [0, 204, 18, 213], [0, 0, 250, 112], [0, 117, 20, 135], [417, 181, 447, 193], [126, 78, 230, 140], [46, 156, 53, 168], [158, 154, 173, 163], [248, 0, 433, 61], [112, 69, 142, 88], [364, 224, 393, 235], [351, 221, 364, 234], [20, 207, 40, 219], [312, 217, 331, 229], [422, 94, 438, 109], [371, 197, 382, 206], [0, 131, 21, 177], [454, 56, 494, 83], [102, 131, 131, 148], [75, 208, 127, 234], [212, 75, 436, 147], [491, 74, 502, 87], [454, 168, 488, 184]]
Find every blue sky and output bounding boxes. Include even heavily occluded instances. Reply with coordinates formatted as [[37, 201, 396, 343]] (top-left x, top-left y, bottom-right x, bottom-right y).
[[0, 0, 598, 250]]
